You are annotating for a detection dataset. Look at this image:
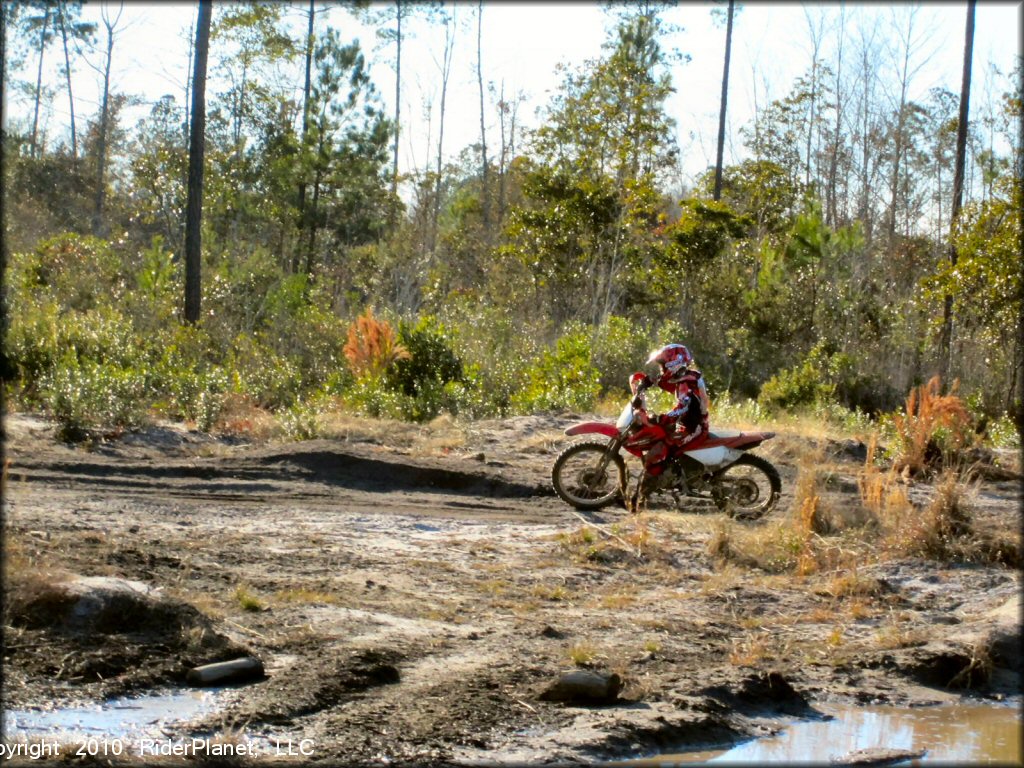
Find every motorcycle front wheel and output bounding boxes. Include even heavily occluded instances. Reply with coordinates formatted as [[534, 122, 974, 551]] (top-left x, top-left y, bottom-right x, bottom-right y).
[[551, 441, 626, 510], [711, 453, 781, 521]]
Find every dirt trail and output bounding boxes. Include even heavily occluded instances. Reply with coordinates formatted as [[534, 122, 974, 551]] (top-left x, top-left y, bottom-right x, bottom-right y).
[[2, 412, 1020, 765]]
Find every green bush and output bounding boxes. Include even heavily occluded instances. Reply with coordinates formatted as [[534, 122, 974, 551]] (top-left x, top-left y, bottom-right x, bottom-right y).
[[148, 325, 229, 429], [758, 342, 837, 411], [437, 301, 540, 418], [591, 315, 651, 396], [39, 352, 149, 441], [227, 335, 305, 410], [511, 323, 601, 414], [391, 316, 464, 398], [126, 236, 179, 334], [17, 233, 126, 312], [279, 397, 324, 441], [342, 375, 417, 421], [4, 296, 62, 398]]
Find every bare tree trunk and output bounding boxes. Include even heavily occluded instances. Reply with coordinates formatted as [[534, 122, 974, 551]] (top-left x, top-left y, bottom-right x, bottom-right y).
[[497, 80, 507, 223], [939, 0, 975, 385], [825, 6, 846, 227], [30, 5, 51, 159], [58, 5, 78, 159], [305, 164, 322, 277], [712, 0, 734, 201], [92, 4, 121, 237], [886, 7, 931, 242], [295, 0, 314, 274], [184, 0, 212, 325], [803, 8, 825, 193], [431, 13, 454, 257], [184, 15, 194, 146], [390, 0, 403, 213], [477, 1, 489, 231]]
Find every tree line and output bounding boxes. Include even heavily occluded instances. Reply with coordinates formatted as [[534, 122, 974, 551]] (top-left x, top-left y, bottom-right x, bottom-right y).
[[1, 1, 1020, 442]]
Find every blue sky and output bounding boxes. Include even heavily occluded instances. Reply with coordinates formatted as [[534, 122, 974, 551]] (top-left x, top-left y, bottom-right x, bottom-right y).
[[5, 1, 1021, 189]]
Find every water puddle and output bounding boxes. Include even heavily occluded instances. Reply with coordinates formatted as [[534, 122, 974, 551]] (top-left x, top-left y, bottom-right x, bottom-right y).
[[619, 700, 1022, 765], [3, 688, 223, 745]]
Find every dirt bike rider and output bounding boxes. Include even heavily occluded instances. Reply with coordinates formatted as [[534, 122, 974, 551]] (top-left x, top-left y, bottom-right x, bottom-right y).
[[629, 344, 710, 493]]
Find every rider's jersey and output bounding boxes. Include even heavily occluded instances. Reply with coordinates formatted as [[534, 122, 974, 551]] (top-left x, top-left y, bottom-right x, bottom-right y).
[[657, 368, 709, 435]]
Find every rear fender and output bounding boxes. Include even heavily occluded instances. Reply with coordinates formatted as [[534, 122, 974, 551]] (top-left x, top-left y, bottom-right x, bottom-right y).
[[564, 422, 619, 438], [686, 445, 744, 468]]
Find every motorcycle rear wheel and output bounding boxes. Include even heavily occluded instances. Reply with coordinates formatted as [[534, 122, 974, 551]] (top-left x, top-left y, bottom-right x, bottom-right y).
[[551, 441, 626, 510], [711, 453, 781, 521]]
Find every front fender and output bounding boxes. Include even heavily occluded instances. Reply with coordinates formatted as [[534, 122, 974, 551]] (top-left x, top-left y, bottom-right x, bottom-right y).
[[564, 422, 619, 438]]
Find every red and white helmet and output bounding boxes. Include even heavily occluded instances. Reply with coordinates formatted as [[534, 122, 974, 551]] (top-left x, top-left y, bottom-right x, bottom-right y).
[[647, 344, 693, 380]]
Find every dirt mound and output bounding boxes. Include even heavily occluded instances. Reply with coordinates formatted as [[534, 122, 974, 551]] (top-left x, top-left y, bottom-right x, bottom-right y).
[[226, 647, 403, 725], [700, 670, 813, 716], [4, 574, 247, 699], [7, 432, 552, 507], [248, 441, 548, 498]]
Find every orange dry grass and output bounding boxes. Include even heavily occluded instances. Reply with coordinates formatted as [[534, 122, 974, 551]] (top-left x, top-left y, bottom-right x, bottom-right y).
[[343, 307, 409, 380], [858, 435, 913, 522], [890, 375, 971, 476]]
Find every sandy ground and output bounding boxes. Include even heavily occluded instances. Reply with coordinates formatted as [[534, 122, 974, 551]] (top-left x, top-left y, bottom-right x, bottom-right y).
[[2, 411, 1021, 765]]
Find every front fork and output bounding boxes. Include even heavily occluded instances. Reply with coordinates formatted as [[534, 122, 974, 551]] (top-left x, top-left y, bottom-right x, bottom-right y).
[[587, 435, 624, 493]]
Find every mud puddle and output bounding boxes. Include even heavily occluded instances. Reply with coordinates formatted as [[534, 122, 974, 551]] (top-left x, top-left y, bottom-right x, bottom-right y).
[[3, 688, 226, 745], [618, 699, 1022, 764]]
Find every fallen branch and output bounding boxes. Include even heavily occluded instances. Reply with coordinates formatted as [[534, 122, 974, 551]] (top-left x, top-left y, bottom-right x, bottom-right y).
[[223, 618, 271, 641], [570, 511, 643, 559]]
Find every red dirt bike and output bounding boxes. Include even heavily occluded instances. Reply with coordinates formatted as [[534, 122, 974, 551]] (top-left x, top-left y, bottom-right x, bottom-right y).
[[551, 381, 781, 520]]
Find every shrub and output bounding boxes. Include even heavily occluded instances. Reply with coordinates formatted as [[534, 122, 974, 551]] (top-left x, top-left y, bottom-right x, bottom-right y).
[[390, 316, 464, 399], [511, 323, 601, 413], [126, 235, 179, 334], [437, 301, 541, 417], [279, 397, 323, 441], [4, 296, 62, 398], [758, 342, 836, 411], [885, 375, 972, 477], [18, 233, 126, 312], [149, 325, 229, 429], [343, 307, 409, 380], [591, 315, 651, 396], [341, 375, 417, 421], [39, 352, 149, 441], [227, 335, 304, 410], [710, 391, 768, 428]]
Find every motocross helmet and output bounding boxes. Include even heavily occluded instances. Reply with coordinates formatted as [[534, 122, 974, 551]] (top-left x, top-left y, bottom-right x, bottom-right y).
[[647, 344, 692, 382]]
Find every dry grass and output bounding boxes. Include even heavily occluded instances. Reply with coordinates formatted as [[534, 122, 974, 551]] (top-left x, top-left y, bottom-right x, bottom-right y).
[[890, 375, 972, 477], [317, 406, 410, 445], [706, 442, 875, 578], [343, 306, 409, 380], [826, 572, 888, 599], [274, 588, 344, 606], [568, 641, 600, 666], [791, 449, 838, 575], [410, 414, 468, 456], [167, 588, 226, 619], [597, 590, 638, 610], [874, 620, 928, 650], [531, 583, 571, 601], [2, 531, 76, 619], [858, 435, 913, 522], [475, 578, 512, 597], [729, 633, 772, 666], [214, 394, 279, 440], [233, 585, 266, 613], [516, 430, 565, 454]]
